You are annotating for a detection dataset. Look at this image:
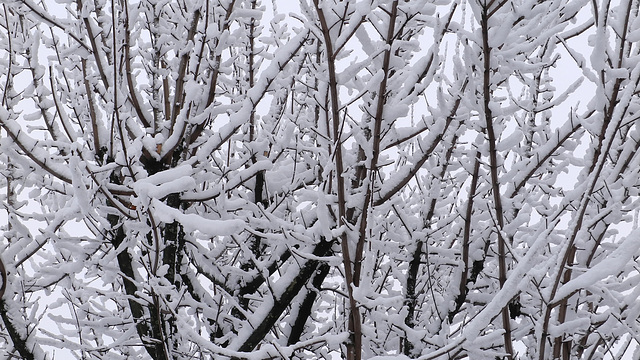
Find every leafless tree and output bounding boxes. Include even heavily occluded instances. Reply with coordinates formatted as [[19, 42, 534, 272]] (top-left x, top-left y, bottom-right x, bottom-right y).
[[1, 0, 640, 359]]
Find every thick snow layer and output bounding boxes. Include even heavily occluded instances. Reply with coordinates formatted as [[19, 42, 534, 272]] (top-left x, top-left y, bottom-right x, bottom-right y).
[[151, 199, 244, 236], [133, 164, 197, 202], [552, 228, 640, 303]]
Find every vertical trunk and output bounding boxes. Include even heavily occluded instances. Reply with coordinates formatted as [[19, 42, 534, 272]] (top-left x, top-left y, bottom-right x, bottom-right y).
[[237, 0, 265, 314], [449, 151, 481, 323], [109, 213, 168, 360], [1, 167, 36, 360], [480, 5, 513, 358], [108, 159, 169, 360], [313, 2, 361, 358]]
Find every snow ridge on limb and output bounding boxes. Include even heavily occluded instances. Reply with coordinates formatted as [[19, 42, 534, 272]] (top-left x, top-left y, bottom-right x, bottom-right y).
[[194, 27, 310, 158], [3, 0, 640, 359]]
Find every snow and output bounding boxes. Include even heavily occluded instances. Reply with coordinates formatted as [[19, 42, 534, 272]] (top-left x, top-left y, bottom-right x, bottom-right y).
[[134, 175, 196, 202], [496, 129, 523, 152], [151, 199, 244, 237], [133, 164, 197, 205], [552, 228, 640, 303], [462, 217, 561, 343], [4, 1, 640, 359]]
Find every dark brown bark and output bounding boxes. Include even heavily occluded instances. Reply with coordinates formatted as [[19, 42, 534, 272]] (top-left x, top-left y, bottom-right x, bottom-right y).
[[480, 3, 513, 357], [237, 239, 333, 353], [0, 298, 35, 360], [313, 2, 362, 359]]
